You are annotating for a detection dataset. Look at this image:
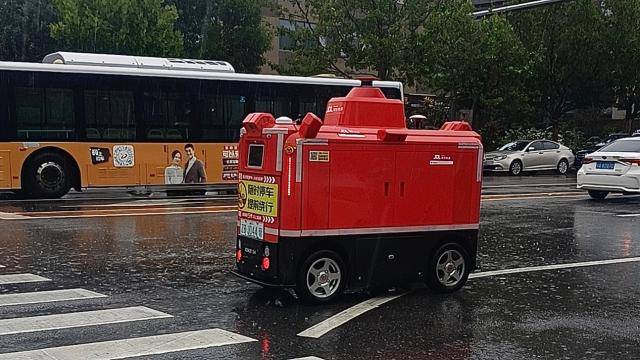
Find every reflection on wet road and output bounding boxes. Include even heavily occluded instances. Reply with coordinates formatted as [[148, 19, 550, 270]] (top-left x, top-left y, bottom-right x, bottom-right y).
[[1, 176, 640, 359]]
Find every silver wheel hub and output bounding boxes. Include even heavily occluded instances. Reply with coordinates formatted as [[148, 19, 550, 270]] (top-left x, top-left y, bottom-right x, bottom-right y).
[[36, 162, 64, 189], [436, 249, 465, 287], [318, 272, 329, 284], [306, 257, 341, 299], [559, 162, 567, 172]]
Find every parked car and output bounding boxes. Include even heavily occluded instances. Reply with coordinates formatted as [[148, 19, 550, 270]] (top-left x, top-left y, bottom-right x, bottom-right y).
[[484, 139, 575, 176], [575, 133, 628, 168], [577, 137, 640, 199]]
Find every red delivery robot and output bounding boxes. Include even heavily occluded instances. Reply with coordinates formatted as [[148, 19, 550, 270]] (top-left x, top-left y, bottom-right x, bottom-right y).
[[233, 83, 483, 303]]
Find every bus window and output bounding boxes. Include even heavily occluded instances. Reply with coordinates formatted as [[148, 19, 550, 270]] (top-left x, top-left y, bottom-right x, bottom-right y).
[[255, 82, 293, 121], [380, 86, 402, 100], [82, 74, 136, 141], [84, 89, 135, 141], [297, 83, 319, 120], [13, 72, 76, 141], [141, 78, 199, 141], [200, 80, 250, 142], [0, 71, 7, 140]]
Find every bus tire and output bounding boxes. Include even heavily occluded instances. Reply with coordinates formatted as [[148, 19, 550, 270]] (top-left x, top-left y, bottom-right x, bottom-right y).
[[426, 242, 470, 293], [296, 250, 345, 304], [23, 152, 72, 199]]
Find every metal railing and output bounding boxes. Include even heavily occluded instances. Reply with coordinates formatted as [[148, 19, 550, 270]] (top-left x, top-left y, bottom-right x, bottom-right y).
[[473, 0, 574, 18]]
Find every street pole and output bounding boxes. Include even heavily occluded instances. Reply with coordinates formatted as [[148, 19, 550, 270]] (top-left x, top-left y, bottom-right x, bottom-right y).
[[473, 0, 574, 18]]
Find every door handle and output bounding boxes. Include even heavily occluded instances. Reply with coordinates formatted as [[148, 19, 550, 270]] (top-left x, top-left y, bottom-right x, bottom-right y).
[[384, 182, 390, 196], [399, 181, 405, 197]]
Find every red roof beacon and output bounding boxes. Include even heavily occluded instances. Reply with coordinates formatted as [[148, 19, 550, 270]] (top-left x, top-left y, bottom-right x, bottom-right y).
[[233, 83, 483, 303]]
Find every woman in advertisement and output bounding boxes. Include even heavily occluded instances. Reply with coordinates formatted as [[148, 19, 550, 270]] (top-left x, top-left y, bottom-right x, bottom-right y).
[[164, 150, 184, 185]]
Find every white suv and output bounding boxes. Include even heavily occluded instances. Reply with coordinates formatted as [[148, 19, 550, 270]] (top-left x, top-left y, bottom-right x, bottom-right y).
[[577, 137, 640, 199]]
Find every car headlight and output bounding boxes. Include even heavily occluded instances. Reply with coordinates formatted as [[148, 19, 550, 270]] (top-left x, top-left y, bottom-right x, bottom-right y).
[[494, 155, 507, 161]]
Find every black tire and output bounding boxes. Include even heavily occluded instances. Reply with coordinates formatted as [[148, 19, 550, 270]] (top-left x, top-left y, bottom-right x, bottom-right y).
[[10, 189, 27, 199], [296, 250, 346, 304], [426, 242, 470, 293], [557, 159, 569, 175], [23, 152, 71, 199], [588, 190, 609, 200], [509, 160, 523, 176]]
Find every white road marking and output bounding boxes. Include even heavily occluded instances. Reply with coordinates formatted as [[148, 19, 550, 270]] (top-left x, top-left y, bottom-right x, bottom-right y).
[[617, 213, 640, 217], [0, 209, 236, 220], [482, 194, 586, 202], [469, 256, 640, 279], [59, 199, 209, 208], [297, 256, 640, 339], [289, 357, 325, 360], [0, 306, 172, 336], [482, 191, 583, 198], [0, 274, 51, 285], [483, 183, 576, 188], [0, 328, 257, 360], [0, 212, 31, 220], [0, 289, 107, 307], [0, 265, 5, 268], [297, 293, 405, 338]]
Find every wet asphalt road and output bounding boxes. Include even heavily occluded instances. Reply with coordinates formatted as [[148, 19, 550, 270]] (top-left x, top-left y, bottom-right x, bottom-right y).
[[1, 174, 640, 359]]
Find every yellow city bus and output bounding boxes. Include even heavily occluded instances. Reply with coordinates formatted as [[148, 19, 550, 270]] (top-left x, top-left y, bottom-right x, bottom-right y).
[[0, 52, 403, 198]]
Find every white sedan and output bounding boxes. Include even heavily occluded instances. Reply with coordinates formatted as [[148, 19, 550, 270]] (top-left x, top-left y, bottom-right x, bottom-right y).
[[577, 137, 640, 199]]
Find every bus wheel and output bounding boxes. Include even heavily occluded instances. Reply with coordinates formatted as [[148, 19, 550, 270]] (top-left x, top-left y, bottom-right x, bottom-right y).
[[297, 250, 345, 303], [23, 152, 71, 199], [426, 243, 470, 293]]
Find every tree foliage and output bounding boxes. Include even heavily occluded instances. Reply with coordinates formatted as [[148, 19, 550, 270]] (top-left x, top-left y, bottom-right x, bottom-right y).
[[276, 0, 444, 79], [602, 0, 640, 131], [278, 0, 531, 136], [0, 0, 58, 61], [415, 1, 531, 134], [169, 0, 272, 73], [508, 0, 610, 137], [50, 0, 183, 57]]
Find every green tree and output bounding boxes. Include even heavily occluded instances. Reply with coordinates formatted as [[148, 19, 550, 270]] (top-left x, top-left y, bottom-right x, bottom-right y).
[[413, 1, 531, 137], [602, 0, 640, 132], [279, 0, 531, 140], [50, 0, 183, 57], [277, 0, 444, 79], [0, 0, 58, 62], [170, 0, 273, 73], [507, 0, 611, 138]]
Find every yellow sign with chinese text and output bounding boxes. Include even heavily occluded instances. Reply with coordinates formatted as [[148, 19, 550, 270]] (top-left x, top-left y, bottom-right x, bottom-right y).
[[238, 180, 278, 217]]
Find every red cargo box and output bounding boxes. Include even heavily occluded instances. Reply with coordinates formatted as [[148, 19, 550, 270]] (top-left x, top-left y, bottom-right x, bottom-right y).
[[233, 85, 483, 303]]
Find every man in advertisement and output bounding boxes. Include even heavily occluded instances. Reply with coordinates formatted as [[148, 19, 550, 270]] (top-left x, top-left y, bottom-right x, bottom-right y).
[[183, 143, 207, 183]]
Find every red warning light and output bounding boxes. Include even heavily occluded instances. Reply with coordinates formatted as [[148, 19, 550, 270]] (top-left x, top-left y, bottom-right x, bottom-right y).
[[261, 257, 270, 270]]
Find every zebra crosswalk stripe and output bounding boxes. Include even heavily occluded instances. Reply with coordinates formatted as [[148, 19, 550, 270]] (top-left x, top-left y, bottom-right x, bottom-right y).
[[0, 306, 171, 336], [0, 328, 257, 359], [0, 274, 50, 285], [0, 289, 107, 307]]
